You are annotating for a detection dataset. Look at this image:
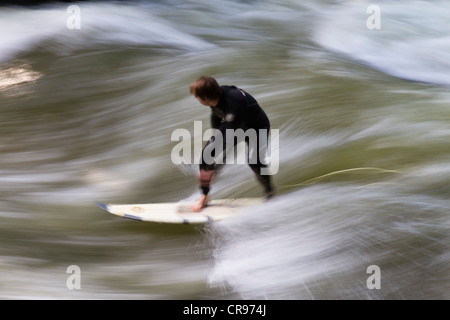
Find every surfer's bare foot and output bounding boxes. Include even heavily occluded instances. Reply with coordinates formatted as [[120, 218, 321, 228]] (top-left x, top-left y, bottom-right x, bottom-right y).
[[191, 194, 208, 212]]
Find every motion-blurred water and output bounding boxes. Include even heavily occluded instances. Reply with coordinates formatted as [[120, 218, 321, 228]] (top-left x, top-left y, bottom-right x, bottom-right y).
[[0, 0, 449, 299]]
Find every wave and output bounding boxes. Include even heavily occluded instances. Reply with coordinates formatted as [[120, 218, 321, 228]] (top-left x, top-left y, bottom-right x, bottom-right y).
[[312, 0, 450, 86], [4, 0, 450, 87], [208, 183, 449, 299], [0, 2, 214, 62]]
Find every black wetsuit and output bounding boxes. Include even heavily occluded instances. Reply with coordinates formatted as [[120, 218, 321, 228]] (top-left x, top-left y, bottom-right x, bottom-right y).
[[199, 85, 274, 197]]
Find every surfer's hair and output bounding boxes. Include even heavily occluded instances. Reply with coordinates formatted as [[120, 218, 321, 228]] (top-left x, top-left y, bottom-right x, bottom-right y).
[[190, 76, 223, 100]]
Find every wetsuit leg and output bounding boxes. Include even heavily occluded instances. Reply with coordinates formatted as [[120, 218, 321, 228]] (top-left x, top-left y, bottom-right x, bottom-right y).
[[250, 166, 274, 198], [199, 129, 275, 199], [248, 128, 274, 199]]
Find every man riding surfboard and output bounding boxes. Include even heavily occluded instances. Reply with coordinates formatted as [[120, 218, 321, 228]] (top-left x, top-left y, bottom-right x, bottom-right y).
[[189, 76, 275, 212]]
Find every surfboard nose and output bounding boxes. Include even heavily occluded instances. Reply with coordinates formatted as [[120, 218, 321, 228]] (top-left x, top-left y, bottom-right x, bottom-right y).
[[96, 203, 108, 211]]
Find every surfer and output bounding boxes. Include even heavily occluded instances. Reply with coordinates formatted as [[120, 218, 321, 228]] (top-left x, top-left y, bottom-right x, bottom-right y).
[[189, 76, 275, 212]]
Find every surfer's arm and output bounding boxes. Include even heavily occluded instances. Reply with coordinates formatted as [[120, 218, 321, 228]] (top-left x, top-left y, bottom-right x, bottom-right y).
[[211, 113, 222, 129], [196, 92, 243, 201]]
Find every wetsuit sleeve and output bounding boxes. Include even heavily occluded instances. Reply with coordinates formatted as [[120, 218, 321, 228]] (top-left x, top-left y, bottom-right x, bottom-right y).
[[210, 113, 222, 130], [198, 88, 247, 196]]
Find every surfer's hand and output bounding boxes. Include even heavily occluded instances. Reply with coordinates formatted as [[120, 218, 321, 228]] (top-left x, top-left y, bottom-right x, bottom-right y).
[[191, 195, 208, 212]]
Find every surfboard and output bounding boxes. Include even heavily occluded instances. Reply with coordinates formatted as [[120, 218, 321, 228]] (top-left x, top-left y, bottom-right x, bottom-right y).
[[97, 198, 263, 224]]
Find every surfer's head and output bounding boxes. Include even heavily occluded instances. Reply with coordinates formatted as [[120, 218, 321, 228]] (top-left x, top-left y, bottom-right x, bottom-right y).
[[190, 76, 222, 107]]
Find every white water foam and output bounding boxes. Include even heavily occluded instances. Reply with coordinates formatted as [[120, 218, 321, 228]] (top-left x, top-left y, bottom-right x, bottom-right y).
[[208, 184, 449, 299], [0, 3, 214, 62], [313, 0, 450, 86]]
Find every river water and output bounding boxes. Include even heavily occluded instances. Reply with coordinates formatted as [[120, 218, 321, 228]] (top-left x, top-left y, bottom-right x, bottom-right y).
[[0, 0, 449, 299]]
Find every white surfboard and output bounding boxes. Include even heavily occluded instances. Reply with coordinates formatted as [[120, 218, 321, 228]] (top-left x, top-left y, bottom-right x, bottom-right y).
[[97, 198, 263, 224]]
